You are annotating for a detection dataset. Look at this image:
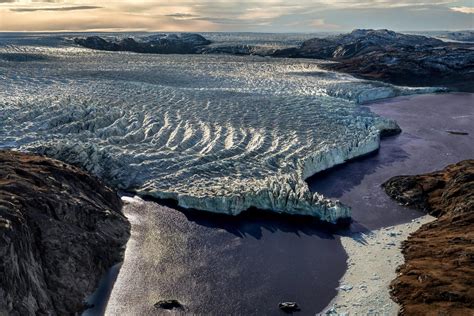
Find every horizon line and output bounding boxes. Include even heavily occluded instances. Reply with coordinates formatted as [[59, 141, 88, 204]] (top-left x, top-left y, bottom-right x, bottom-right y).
[[0, 28, 472, 34]]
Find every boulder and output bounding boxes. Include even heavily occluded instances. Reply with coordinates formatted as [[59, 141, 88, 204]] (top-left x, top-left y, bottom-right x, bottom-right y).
[[278, 302, 300, 313], [154, 299, 184, 310]]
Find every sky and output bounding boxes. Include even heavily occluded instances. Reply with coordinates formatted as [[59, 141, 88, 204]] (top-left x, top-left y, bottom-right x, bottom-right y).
[[0, 0, 473, 32]]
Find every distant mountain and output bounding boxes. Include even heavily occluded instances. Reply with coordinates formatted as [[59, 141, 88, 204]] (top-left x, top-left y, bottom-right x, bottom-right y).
[[273, 29, 473, 91], [294, 29, 444, 59], [74, 33, 211, 54], [74, 29, 473, 91], [437, 31, 474, 42]]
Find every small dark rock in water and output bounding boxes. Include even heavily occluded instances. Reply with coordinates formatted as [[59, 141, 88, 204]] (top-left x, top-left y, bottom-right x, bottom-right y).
[[380, 125, 402, 138], [154, 299, 184, 310], [278, 302, 301, 313], [446, 130, 469, 135]]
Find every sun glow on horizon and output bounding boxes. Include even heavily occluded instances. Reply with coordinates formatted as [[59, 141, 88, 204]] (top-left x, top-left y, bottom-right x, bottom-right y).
[[0, 0, 473, 32]]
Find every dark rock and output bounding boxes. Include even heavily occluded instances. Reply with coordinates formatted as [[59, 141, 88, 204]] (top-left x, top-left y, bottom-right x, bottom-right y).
[[383, 160, 474, 315], [0, 150, 130, 315], [446, 130, 469, 135], [154, 299, 184, 310], [380, 125, 402, 138], [75, 33, 211, 54], [278, 302, 300, 313], [74, 36, 120, 51]]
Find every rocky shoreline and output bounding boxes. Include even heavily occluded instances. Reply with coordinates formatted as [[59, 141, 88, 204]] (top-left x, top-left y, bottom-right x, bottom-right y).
[[383, 160, 474, 315], [0, 150, 130, 315]]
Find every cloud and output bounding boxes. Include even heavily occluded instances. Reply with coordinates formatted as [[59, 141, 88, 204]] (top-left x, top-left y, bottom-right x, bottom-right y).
[[0, 0, 472, 32], [165, 13, 199, 20], [310, 18, 341, 29], [10, 5, 101, 12], [450, 6, 474, 14], [0, 7, 219, 32]]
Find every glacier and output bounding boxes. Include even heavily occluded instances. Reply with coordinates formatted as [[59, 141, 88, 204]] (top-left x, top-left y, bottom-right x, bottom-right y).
[[0, 35, 442, 223]]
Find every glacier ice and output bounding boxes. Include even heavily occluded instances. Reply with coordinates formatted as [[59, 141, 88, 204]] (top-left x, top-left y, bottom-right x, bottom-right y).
[[0, 39, 438, 223]]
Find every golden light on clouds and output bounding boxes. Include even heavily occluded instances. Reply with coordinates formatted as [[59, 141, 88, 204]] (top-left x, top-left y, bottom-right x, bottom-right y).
[[0, 1, 219, 32], [450, 6, 474, 14], [0, 0, 473, 32], [310, 19, 341, 29]]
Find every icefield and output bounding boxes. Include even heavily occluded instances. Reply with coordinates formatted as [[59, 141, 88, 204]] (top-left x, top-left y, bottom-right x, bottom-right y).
[[0, 35, 441, 222]]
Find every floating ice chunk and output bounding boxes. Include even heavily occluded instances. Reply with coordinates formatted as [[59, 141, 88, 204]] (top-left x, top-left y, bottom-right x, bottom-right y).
[[338, 284, 353, 291]]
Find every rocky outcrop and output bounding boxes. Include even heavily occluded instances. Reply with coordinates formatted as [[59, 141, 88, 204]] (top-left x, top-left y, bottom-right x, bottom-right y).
[[275, 29, 474, 91], [0, 150, 130, 315], [74, 33, 211, 54], [383, 160, 474, 315]]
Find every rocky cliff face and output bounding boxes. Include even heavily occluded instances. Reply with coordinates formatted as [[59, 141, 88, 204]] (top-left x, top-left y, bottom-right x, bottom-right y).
[[383, 160, 474, 315], [0, 150, 130, 315]]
